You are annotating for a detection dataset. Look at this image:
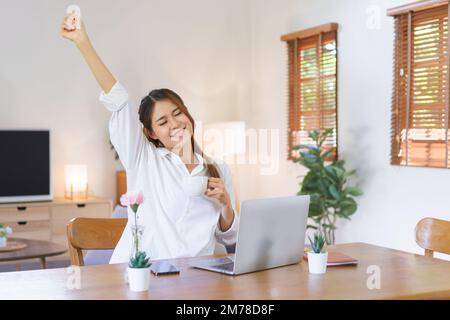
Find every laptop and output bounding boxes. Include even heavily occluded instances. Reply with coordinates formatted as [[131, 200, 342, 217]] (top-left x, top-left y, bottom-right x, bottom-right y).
[[190, 195, 310, 275]]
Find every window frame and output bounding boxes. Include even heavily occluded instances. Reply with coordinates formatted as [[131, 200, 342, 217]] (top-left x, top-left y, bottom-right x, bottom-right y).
[[388, 0, 450, 168], [281, 23, 339, 161]]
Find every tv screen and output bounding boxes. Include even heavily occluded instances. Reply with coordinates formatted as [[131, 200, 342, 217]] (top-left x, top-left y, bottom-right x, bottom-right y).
[[0, 130, 52, 203]]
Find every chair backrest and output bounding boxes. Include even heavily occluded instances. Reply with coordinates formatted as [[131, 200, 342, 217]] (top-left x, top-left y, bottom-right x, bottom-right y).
[[67, 217, 127, 266], [415, 217, 450, 257]]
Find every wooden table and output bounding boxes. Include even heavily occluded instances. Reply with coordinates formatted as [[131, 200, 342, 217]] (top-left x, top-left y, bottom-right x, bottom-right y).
[[0, 242, 449, 299], [0, 238, 67, 269]]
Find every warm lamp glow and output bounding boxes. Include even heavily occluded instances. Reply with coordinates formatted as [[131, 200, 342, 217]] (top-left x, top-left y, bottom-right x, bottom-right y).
[[65, 165, 88, 199]]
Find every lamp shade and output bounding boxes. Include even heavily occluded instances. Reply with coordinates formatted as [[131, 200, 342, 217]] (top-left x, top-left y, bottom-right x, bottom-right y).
[[65, 165, 88, 198]]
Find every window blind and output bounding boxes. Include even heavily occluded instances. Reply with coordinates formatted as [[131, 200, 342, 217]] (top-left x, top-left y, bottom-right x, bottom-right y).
[[281, 24, 338, 161], [390, 1, 450, 168]]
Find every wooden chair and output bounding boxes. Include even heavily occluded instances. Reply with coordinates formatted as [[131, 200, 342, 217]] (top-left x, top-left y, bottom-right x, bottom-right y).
[[67, 217, 127, 266], [415, 217, 450, 257]]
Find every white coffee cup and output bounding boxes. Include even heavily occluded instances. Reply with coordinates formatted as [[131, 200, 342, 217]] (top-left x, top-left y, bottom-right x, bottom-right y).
[[182, 176, 208, 197]]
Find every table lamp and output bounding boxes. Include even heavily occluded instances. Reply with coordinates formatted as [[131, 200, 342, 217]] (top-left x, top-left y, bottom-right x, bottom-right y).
[[65, 165, 88, 200]]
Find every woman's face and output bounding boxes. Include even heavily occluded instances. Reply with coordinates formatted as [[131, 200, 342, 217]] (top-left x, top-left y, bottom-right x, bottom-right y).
[[148, 99, 193, 151]]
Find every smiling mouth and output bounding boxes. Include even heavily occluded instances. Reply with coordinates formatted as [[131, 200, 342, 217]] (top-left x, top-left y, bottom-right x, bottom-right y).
[[170, 127, 186, 137]]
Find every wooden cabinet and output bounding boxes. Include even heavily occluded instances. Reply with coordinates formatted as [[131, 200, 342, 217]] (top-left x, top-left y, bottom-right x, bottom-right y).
[[51, 200, 111, 236], [0, 197, 113, 260]]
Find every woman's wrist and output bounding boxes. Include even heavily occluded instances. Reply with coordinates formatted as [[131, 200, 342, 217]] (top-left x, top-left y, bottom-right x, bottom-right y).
[[75, 37, 92, 51], [219, 205, 234, 232]]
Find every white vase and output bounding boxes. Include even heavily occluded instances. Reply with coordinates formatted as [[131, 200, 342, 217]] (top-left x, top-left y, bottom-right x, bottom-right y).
[[127, 267, 150, 292], [307, 251, 328, 274], [0, 237, 7, 247]]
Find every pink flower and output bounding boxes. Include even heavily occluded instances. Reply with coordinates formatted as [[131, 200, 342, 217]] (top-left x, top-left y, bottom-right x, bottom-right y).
[[128, 193, 137, 205], [135, 192, 144, 205], [120, 194, 129, 207], [120, 191, 144, 207]]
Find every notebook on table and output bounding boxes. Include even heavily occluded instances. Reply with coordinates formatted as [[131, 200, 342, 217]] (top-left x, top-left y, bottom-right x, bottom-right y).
[[303, 251, 358, 266]]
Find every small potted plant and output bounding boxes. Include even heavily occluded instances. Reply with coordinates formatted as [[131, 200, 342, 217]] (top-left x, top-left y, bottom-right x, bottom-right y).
[[307, 232, 328, 274], [0, 224, 13, 247], [120, 191, 152, 292]]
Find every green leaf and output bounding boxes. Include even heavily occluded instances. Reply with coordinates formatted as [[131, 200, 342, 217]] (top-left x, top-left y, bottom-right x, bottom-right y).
[[324, 166, 338, 181], [321, 148, 335, 159], [338, 198, 358, 218], [324, 128, 334, 136], [325, 199, 339, 207], [308, 194, 325, 217], [333, 160, 345, 168], [328, 185, 341, 200], [130, 204, 139, 213], [308, 130, 319, 142], [344, 169, 357, 177], [331, 166, 345, 179], [308, 232, 326, 253], [308, 202, 323, 217], [343, 186, 363, 197], [129, 251, 152, 268], [293, 144, 318, 151]]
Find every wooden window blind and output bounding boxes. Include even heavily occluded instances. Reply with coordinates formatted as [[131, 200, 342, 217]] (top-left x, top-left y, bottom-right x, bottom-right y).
[[281, 23, 338, 161], [389, 1, 450, 168]]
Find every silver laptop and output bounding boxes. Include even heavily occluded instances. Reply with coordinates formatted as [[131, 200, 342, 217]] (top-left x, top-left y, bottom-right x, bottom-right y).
[[190, 195, 310, 275]]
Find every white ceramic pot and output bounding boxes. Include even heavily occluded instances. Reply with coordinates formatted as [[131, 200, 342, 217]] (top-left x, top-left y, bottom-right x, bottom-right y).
[[127, 267, 150, 292], [307, 251, 328, 274], [0, 237, 7, 247]]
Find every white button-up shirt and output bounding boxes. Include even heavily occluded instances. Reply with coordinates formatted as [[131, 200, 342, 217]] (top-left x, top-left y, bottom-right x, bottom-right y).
[[100, 82, 239, 263]]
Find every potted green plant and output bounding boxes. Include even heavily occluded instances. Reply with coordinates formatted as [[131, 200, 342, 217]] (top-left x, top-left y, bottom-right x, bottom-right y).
[[0, 224, 13, 247], [307, 232, 327, 274], [121, 191, 151, 292], [292, 129, 363, 244]]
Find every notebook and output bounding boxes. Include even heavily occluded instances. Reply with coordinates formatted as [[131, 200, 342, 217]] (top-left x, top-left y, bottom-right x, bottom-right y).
[[303, 251, 358, 267]]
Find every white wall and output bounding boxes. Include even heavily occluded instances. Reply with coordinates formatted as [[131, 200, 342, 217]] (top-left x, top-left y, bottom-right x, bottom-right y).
[[0, 0, 247, 201], [239, 0, 450, 259]]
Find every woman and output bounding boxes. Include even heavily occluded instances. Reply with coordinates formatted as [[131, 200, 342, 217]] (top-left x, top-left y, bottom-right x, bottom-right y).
[[60, 14, 238, 263]]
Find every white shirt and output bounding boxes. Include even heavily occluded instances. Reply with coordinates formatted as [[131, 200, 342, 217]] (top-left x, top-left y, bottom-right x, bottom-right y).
[[100, 82, 239, 263]]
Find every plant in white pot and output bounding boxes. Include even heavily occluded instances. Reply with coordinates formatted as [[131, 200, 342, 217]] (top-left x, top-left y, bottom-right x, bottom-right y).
[[0, 224, 13, 247], [120, 191, 152, 292], [307, 232, 328, 274]]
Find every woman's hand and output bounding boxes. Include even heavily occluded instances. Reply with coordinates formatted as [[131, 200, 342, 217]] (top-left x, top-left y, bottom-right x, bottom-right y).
[[59, 13, 116, 93], [205, 177, 235, 232], [60, 14, 89, 46], [204, 177, 231, 208]]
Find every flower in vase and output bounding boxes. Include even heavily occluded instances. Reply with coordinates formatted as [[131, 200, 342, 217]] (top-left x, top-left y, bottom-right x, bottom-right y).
[[120, 191, 144, 213], [120, 191, 151, 268], [0, 224, 13, 238]]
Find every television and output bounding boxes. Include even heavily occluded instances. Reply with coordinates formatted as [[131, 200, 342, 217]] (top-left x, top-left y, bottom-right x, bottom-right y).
[[0, 130, 52, 203]]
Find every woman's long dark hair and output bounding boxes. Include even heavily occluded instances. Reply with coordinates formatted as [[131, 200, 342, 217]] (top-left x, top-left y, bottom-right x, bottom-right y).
[[138, 88, 221, 178]]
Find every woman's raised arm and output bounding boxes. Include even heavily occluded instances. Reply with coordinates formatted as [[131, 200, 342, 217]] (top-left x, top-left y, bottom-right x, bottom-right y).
[[60, 15, 116, 93], [60, 14, 149, 172]]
